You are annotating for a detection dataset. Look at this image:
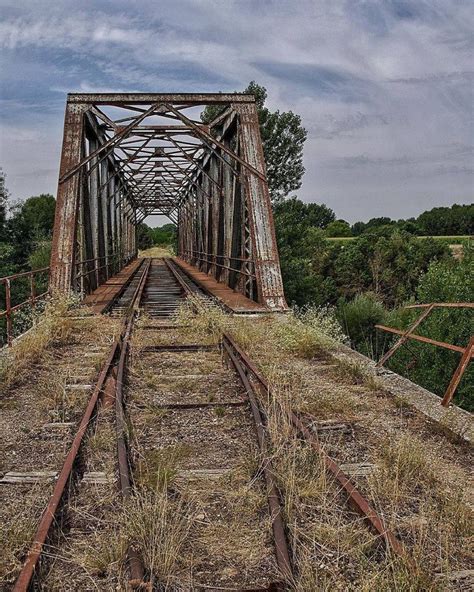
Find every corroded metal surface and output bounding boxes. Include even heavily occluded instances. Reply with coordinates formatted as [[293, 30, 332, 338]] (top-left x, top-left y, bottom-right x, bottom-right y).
[[50, 93, 287, 311]]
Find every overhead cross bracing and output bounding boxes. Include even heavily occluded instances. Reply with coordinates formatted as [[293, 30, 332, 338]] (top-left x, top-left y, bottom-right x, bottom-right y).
[[50, 93, 287, 311]]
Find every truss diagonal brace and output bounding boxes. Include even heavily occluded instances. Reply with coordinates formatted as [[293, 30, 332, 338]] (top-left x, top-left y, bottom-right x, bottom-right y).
[[59, 103, 162, 185], [164, 104, 267, 183]]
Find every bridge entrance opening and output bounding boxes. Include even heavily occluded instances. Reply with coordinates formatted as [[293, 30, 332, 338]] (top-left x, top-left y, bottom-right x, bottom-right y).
[[50, 93, 287, 311]]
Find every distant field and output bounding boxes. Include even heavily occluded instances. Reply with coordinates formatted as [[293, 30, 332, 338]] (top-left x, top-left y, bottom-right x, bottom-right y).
[[326, 235, 471, 244]]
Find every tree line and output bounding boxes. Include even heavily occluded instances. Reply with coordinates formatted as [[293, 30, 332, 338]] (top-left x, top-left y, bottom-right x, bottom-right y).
[[327, 203, 473, 238]]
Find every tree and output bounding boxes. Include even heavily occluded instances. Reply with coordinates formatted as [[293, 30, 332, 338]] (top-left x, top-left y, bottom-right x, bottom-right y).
[[351, 221, 366, 236], [416, 204, 474, 236], [325, 219, 352, 237], [0, 168, 9, 241], [273, 198, 337, 305], [387, 245, 473, 409], [202, 82, 307, 202], [137, 223, 153, 250], [21, 194, 56, 239], [150, 223, 176, 246]]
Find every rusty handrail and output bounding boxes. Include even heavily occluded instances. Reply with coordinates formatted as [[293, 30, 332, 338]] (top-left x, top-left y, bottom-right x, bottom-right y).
[[0, 267, 50, 346], [376, 303, 473, 406], [0, 254, 139, 346]]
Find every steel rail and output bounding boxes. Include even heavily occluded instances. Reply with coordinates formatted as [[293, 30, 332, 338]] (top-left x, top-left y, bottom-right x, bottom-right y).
[[12, 260, 151, 591], [114, 257, 151, 588], [13, 336, 122, 591], [222, 338, 292, 587], [221, 333, 405, 557]]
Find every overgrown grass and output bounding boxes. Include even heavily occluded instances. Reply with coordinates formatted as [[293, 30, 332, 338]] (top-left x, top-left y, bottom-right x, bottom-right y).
[[0, 296, 77, 395], [172, 298, 473, 589], [123, 484, 194, 586]]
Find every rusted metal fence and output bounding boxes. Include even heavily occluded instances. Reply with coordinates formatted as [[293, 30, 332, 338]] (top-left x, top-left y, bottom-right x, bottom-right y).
[[376, 302, 474, 406], [0, 252, 137, 346], [0, 267, 50, 346]]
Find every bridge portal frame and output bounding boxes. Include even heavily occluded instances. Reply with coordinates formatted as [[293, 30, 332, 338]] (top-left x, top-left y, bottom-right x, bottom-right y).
[[50, 93, 287, 311]]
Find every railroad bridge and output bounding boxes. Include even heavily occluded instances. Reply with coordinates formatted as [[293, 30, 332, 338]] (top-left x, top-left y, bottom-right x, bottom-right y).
[[2, 94, 473, 592], [50, 92, 287, 311]]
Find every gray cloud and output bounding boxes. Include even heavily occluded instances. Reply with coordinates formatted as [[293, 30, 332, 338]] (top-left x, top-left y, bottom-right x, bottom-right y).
[[0, 0, 472, 223]]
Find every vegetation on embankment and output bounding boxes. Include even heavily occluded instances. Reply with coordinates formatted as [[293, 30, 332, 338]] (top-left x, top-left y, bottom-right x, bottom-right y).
[[273, 198, 473, 410], [175, 300, 473, 591]]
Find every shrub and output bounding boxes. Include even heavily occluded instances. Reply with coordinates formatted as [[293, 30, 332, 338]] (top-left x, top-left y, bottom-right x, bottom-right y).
[[338, 292, 388, 358]]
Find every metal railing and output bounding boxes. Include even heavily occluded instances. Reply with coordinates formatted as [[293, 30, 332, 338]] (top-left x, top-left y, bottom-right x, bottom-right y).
[[1, 252, 137, 347], [0, 267, 50, 346], [376, 302, 474, 406], [182, 249, 256, 279]]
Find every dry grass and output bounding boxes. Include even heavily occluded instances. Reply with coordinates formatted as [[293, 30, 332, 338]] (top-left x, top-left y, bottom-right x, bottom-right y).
[[0, 486, 49, 584], [0, 297, 76, 395], [123, 486, 195, 586], [138, 246, 174, 258], [135, 444, 192, 490], [172, 299, 473, 589]]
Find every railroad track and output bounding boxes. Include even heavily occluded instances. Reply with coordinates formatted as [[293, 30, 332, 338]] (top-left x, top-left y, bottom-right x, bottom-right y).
[[9, 257, 403, 590]]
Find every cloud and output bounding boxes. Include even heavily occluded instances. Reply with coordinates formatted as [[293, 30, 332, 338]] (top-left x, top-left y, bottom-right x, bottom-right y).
[[0, 0, 472, 222]]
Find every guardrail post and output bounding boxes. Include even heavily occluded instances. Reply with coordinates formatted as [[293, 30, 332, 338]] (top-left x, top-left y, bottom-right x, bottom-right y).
[[441, 336, 474, 407], [30, 273, 36, 311], [5, 278, 12, 346]]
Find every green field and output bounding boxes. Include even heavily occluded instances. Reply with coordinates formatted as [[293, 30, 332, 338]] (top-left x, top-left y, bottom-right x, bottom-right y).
[[326, 235, 471, 244]]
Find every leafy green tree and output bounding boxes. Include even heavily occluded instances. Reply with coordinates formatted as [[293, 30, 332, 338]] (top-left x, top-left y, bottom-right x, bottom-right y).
[[150, 223, 176, 246], [416, 203, 474, 235], [137, 223, 154, 250], [273, 199, 337, 305], [365, 216, 394, 229], [332, 231, 450, 306], [351, 221, 366, 236], [202, 82, 307, 202], [325, 219, 352, 237], [338, 292, 388, 358], [21, 194, 56, 239]]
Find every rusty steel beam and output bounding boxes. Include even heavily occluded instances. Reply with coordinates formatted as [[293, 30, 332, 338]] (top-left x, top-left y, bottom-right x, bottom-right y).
[[67, 92, 256, 104], [441, 336, 474, 406], [376, 304, 436, 367], [405, 302, 474, 309], [375, 325, 467, 354]]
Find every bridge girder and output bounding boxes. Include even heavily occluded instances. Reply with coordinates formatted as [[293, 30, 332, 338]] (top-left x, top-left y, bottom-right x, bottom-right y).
[[50, 93, 287, 310]]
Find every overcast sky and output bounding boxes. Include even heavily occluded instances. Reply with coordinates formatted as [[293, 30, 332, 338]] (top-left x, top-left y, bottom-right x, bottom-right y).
[[0, 0, 472, 224]]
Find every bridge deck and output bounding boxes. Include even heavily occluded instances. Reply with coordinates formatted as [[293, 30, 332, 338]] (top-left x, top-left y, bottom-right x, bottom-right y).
[[82, 259, 142, 314], [171, 256, 268, 313]]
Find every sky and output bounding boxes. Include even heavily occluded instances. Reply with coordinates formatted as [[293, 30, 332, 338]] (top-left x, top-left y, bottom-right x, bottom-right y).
[[0, 0, 472, 225]]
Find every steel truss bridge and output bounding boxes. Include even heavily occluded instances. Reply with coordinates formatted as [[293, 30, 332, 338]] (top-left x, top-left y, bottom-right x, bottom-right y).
[[50, 93, 287, 311]]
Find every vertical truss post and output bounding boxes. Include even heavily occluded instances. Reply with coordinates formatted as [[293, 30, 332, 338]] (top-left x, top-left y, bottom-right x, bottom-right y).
[[50, 102, 88, 292], [233, 103, 287, 310]]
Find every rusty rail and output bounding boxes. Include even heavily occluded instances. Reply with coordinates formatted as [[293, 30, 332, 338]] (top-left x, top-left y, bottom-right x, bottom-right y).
[[222, 333, 404, 557], [0, 267, 49, 346], [12, 261, 150, 591], [222, 337, 293, 585], [114, 258, 151, 588], [376, 302, 473, 406]]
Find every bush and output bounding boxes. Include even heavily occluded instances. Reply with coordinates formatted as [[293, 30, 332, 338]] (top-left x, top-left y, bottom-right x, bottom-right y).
[[338, 292, 388, 358]]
